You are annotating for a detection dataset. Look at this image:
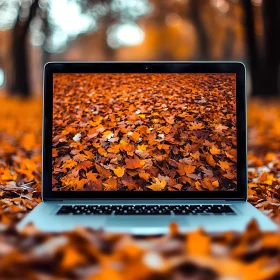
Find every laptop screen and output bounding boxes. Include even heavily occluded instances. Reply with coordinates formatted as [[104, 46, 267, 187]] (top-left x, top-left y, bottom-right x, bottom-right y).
[[52, 73, 237, 192]]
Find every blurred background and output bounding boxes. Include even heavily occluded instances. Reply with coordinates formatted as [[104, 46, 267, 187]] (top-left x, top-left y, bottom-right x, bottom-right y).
[[0, 0, 280, 230], [0, 0, 279, 98]]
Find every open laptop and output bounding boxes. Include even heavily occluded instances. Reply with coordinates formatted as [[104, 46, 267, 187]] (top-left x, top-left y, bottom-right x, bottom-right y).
[[18, 62, 277, 234]]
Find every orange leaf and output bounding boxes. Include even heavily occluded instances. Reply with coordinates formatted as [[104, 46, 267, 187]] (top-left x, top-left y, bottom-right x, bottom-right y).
[[113, 166, 125, 177], [102, 130, 113, 138], [187, 230, 210, 256], [76, 161, 93, 171], [137, 144, 147, 151], [130, 132, 140, 142], [86, 171, 98, 182], [158, 144, 170, 150], [148, 178, 166, 191], [212, 180, 219, 188], [63, 159, 77, 169], [95, 164, 111, 178], [139, 172, 150, 181], [219, 161, 230, 170], [107, 144, 120, 154], [206, 154, 216, 166], [103, 177, 117, 190], [210, 145, 221, 155], [177, 163, 196, 175], [119, 140, 134, 155], [201, 177, 213, 190], [98, 147, 107, 156], [73, 153, 87, 162], [195, 181, 204, 191], [189, 122, 204, 130], [125, 156, 145, 169]]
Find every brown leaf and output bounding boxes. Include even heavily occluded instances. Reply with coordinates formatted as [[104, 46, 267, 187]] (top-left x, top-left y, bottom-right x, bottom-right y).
[[125, 156, 145, 169]]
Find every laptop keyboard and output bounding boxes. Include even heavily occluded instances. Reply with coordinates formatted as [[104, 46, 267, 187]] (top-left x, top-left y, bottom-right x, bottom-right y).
[[57, 204, 236, 215]]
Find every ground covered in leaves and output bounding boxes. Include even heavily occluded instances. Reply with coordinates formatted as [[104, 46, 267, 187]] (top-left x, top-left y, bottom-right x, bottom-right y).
[[0, 95, 280, 279], [53, 73, 237, 191]]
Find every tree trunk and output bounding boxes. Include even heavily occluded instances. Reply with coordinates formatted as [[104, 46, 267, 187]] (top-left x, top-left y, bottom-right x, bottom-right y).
[[223, 27, 235, 60], [190, 0, 210, 60], [242, 0, 263, 96], [262, 0, 280, 97], [9, 0, 39, 97], [10, 25, 30, 97], [42, 8, 51, 66]]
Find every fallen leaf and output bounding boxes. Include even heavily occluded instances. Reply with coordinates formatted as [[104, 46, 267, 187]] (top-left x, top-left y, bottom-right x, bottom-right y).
[[113, 166, 125, 177]]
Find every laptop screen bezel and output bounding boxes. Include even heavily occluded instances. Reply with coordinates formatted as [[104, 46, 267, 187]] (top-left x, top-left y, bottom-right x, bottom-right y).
[[43, 62, 247, 201]]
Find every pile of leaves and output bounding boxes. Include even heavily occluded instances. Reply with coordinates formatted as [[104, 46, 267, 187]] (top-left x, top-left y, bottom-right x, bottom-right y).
[[0, 221, 279, 279], [247, 100, 280, 225], [0, 95, 280, 278], [0, 97, 42, 226], [53, 73, 237, 191]]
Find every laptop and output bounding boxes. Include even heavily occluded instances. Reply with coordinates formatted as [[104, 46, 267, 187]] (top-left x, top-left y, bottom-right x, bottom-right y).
[[18, 62, 277, 234]]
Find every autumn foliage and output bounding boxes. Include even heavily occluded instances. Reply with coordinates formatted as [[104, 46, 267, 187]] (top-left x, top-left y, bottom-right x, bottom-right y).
[[52, 73, 237, 191], [0, 95, 280, 278], [0, 220, 279, 279]]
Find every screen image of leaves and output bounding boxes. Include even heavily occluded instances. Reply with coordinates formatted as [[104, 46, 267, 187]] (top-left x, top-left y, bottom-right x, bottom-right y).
[[52, 73, 237, 191]]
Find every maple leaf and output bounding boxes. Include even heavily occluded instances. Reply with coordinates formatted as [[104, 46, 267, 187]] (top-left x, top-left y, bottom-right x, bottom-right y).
[[73, 153, 87, 162], [75, 178, 87, 190], [190, 151, 200, 159], [103, 177, 117, 191], [177, 163, 196, 176], [76, 161, 93, 171], [95, 164, 111, 178], [62, 159, 77, 170], [83, 150, 94, 160], [215, 124, 228, 133], [189, 122, 204, 130], [148, 178, 167, 191], [107, 144, 120, 154], [125, 156, 145, 169], [86, 171, 98, 182], [113, 166, 125, 177]]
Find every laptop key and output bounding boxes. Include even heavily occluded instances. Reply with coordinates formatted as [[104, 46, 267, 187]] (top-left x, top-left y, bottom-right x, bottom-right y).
[[56, 204, 236, 215]]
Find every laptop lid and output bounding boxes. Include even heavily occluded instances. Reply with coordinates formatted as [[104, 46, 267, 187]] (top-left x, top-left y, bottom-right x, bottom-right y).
[[43, 62, 247, 201]]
